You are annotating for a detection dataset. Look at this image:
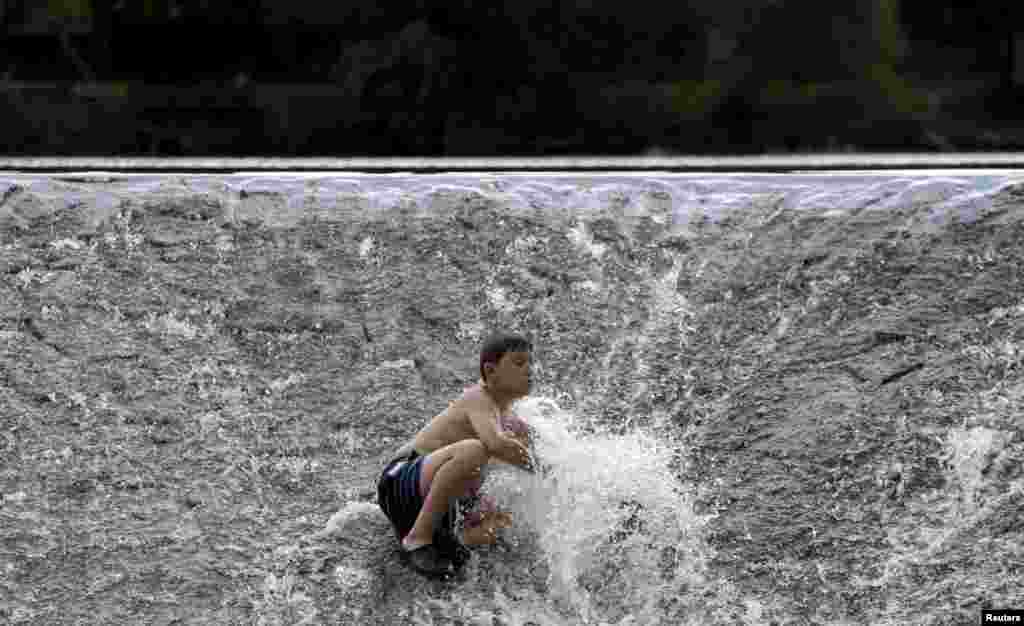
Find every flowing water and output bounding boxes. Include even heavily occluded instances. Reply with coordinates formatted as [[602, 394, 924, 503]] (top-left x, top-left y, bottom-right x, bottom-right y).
[[4, 169, 1023, 624], [344, 170, 1020, 625], [413, 395, 714, 626]]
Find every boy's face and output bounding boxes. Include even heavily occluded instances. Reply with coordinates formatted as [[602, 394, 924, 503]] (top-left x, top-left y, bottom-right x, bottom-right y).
[[486, 350, 531, 396]]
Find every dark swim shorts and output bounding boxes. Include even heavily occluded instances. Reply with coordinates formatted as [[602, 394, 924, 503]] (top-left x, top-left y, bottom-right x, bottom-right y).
[[377, 449, 465, 545], [378, 449, 429, 540]]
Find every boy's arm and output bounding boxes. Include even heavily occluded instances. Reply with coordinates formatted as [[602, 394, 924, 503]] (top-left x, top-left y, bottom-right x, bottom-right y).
[[467, 402, 535, 472]]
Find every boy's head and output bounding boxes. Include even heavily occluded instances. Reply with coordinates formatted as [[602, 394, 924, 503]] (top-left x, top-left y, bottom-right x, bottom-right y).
[[479, 332, 532, 396]]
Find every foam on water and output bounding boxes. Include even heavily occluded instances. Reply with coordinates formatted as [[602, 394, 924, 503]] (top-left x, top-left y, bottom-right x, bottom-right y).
[[5, 172, 1022, 234], [419, 395, 713, 626]]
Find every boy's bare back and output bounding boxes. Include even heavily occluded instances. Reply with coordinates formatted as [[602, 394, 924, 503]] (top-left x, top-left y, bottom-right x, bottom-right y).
[[412, 384, 495, 451]]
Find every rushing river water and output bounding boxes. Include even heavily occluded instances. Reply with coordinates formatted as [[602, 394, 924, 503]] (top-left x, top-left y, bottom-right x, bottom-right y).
[[3, 169, 1022, 625], [412, 394, 712, 626]]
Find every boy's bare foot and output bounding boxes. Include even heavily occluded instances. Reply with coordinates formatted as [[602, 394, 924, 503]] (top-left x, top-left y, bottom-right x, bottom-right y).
[[462, 511, 513, 546], [401, 534, 432, 551]]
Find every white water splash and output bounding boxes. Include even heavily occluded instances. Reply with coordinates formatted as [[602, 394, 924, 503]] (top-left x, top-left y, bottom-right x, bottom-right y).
[[423, 395, 713, 625]]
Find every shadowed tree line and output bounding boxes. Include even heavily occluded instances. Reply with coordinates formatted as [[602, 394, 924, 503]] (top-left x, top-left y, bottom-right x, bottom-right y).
[[1, 0, 1022, 155]]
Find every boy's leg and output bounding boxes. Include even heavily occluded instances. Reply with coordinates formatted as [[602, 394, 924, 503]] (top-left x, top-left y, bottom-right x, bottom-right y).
[[404, 439, 488, 547]]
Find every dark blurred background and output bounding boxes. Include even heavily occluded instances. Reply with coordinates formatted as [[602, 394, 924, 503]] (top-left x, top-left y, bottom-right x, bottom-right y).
[[2, 0, 1022, 156]]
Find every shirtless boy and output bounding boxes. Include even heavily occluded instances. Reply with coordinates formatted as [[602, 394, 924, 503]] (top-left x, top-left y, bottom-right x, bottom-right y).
[[377, 333, 536, 576]]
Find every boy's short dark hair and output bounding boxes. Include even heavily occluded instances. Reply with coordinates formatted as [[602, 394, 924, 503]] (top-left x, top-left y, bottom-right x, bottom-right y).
[[479, 332, 532, 382]]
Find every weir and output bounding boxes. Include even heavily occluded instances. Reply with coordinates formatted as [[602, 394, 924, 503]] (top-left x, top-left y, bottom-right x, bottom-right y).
[[2, 169, 1022, 624]]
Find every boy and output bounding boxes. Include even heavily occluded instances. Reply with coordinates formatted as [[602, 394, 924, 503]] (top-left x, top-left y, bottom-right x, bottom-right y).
[[377, 333, 536, 577]]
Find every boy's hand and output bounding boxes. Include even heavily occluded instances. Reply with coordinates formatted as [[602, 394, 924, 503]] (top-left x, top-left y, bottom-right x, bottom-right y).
[[503, 431, 546, 473], [508, 437, 534, 471], [506, 430, 530, 448], [507, 432, 530, 458]]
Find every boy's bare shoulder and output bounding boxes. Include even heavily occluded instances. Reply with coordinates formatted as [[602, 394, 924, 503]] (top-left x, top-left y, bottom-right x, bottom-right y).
[[451, 384, 491, 416], [414, 385, 492, 453]]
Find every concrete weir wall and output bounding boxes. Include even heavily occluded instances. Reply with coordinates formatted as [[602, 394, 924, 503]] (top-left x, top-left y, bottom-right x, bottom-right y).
[[2, 171, 1024, 624]]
